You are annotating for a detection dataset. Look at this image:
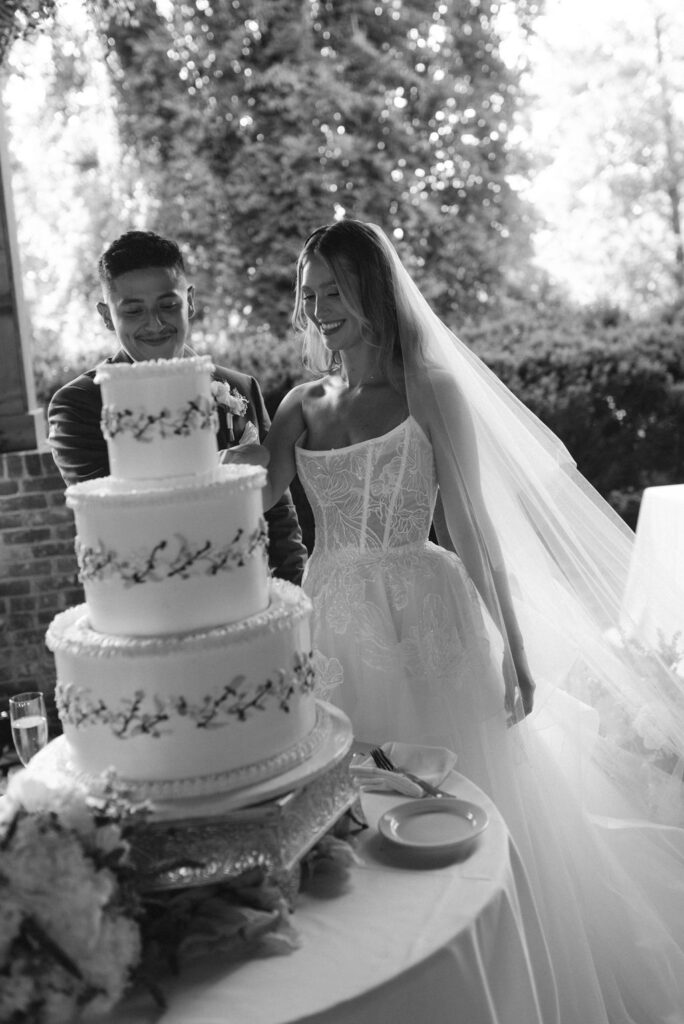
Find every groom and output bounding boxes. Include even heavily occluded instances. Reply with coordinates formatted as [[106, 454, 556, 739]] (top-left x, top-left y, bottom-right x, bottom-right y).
[[47, 229, 307, 585]]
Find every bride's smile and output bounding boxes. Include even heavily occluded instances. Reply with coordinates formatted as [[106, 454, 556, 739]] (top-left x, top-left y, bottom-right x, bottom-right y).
[[301, 254, 363, 353]]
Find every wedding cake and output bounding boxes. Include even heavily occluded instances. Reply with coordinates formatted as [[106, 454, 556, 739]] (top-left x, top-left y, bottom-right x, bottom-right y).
[[45, 356, 323, 801]]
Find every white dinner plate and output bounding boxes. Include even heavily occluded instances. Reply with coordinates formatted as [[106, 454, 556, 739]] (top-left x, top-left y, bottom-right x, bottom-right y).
[[378, 797, 488, 856]]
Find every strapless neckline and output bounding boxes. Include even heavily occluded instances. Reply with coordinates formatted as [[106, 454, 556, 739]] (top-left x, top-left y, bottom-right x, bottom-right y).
[[296, 416, 427, 455]]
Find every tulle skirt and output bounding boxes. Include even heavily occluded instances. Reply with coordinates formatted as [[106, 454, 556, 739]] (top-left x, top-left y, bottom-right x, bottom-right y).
[[304, 541, 684, 1024]]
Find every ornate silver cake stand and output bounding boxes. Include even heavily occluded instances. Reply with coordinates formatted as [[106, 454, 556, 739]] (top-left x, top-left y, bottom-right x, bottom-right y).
[[132, 754, 358, 890]]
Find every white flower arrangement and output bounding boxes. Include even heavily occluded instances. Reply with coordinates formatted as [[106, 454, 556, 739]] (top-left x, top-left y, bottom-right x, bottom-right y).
[[0, 766, 359, 1021], [0, 770, 143, 1023]]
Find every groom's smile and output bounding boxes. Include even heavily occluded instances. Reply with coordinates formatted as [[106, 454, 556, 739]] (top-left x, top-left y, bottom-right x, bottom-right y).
[[97, 265, 195, 363]]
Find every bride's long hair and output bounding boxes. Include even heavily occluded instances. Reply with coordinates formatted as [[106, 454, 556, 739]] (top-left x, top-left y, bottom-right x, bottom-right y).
[[292, 221, 405, 394]]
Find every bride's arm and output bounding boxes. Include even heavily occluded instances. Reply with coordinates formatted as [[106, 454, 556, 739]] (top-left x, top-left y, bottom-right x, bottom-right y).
[[260, 386, 307, 510], [221, 385, 306, 511], [422, 371, 535, 717]]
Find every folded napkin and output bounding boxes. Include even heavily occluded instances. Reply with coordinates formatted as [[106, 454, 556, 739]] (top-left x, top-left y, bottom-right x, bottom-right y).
[[351, 741, 457, 797]]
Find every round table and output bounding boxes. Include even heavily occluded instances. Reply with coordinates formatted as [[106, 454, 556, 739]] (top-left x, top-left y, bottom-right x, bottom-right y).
[[96, 770, 558, 1024]]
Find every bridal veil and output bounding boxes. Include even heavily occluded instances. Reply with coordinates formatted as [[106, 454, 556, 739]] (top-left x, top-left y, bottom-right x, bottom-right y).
[[368, 222, 684, 829]]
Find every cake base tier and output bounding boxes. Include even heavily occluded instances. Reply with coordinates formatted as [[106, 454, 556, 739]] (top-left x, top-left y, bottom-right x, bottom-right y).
[[27, 702, 356, 891]]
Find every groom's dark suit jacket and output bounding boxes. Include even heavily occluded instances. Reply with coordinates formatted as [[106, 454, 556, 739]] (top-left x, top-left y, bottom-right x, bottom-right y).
[[47, 348, 307, 585]]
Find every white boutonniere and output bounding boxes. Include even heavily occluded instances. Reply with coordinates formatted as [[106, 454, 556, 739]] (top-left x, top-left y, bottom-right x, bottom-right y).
[[211, 381, 249, 429]]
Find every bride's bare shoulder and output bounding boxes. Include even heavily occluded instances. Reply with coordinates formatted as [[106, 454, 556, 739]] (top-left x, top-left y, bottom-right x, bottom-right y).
[[409, 367, 473, 445], [275, 376, 339, 432], [290, 374, 340, 400], [421, 365, 466, 398], [279, 377, 326, 409], [410, 366, 467, 416]]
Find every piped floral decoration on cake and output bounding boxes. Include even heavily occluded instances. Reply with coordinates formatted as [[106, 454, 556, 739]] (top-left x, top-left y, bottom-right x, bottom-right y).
[[57, 650, 316, 739], [75, 521, 269, 588], [101, 396, 218, 443]]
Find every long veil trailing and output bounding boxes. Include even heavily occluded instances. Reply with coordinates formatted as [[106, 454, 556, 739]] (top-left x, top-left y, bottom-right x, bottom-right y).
[[365, 224, 684, 1021], [370, 222, 684, 826]]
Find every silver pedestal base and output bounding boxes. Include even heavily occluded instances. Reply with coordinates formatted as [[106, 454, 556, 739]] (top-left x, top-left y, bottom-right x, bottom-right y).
[[132, 757, 359, 890]]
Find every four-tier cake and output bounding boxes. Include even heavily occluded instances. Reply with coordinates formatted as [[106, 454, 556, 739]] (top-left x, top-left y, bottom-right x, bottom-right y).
[[40, 356, 351, 828]]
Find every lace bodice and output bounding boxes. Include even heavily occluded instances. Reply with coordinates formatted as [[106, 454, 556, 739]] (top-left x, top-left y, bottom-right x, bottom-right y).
[[295, 416, 436, 557]]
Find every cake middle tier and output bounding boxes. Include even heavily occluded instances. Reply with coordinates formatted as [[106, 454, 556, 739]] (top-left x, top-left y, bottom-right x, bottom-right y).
[[66, 464, 269, 636]]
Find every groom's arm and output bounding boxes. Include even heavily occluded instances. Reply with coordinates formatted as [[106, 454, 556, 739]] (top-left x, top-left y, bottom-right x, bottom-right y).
[[47, 372, 110, 485]]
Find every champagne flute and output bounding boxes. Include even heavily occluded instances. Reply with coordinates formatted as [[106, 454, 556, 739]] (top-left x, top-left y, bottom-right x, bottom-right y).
[[9, 691, 48, 766]]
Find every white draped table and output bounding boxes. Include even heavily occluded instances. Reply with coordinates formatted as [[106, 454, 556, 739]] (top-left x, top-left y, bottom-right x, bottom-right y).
[[98, 770, 558, 1024], [622, 483, 684, 655]]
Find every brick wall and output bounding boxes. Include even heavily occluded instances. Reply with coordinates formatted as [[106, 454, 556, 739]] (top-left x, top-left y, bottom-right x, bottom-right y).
[[0, 449, 82, 732]]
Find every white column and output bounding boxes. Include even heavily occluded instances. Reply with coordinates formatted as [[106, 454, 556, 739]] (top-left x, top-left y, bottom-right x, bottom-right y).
[[0, 85, 46, 452]]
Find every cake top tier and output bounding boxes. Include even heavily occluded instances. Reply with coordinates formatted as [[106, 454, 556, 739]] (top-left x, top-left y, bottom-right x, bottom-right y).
[[96, 354, 215, 387], [95, 355, 220, 481]]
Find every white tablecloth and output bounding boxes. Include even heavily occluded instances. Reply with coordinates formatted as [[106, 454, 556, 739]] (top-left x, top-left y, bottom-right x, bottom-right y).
[[100, 771, 558, 1024], [622, 483, 684, 654]]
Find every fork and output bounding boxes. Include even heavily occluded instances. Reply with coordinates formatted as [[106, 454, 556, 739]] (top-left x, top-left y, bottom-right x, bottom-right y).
[[369, 747, 450, 799]]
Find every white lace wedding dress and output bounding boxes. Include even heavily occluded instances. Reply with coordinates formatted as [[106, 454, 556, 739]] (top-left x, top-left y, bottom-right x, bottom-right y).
[[296, 415, 684, 1024]]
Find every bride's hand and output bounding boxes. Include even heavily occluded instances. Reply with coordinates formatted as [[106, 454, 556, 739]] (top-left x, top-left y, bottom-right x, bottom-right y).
[[515, 666, 536, 717], [505, 651, 536, 725], [220, 444, 270, 468]]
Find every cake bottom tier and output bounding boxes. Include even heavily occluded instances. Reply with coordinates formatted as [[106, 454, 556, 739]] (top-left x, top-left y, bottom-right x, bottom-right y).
[[46, 580, 318, 795]]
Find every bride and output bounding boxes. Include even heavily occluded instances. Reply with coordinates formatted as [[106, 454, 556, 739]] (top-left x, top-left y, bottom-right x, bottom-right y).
[[226, 218, 684, 1023]]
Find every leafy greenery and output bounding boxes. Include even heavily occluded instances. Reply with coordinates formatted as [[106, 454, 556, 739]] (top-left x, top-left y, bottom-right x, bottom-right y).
[[33, 292, 684, 533], [0, 1, 58, 62], [93, 0, 539, 335], [6, 0, 684, 532], [462, 297, 684, 527], [524, 4, 684, 312]]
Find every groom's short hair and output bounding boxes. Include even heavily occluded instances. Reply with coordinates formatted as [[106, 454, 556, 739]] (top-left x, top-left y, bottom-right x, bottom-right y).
[[98, 230, 186, 287]]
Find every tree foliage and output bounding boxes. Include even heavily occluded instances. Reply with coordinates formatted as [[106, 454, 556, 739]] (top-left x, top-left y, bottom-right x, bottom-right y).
[[92, 0, 539, 337], [3, 4, 150, 368], [0, 0, 58, 63], [581, 7, 684, 306], [33, 291, 684, 532], [462, 297, 684, 527], [525, 0, 684, 312]]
